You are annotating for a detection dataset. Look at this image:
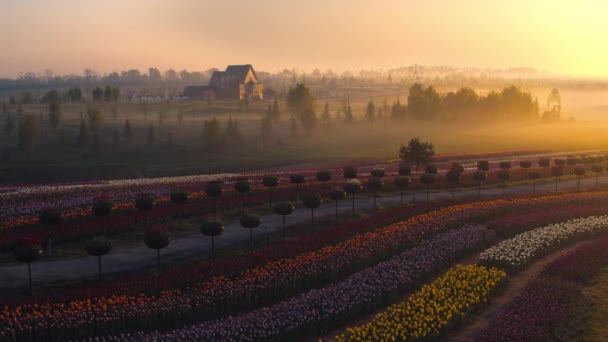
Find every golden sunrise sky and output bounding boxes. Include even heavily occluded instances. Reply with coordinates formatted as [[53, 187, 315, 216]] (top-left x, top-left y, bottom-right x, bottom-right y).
[[0, 0, 606, 78]]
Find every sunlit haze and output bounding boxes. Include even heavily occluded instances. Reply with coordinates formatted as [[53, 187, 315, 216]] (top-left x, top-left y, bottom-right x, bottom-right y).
[[1, 0, 607, 77]]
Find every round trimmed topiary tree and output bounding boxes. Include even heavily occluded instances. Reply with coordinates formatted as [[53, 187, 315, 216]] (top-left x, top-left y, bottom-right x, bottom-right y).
[[573, 164, 586, 190], [473, 170, 487, 198], [85, 236, 112, 277], [234, 179, 251, 212], [39, 207, 61, 257], [477, 160, 490, 172], [135, 193, 156, 211], [206, 181, 224, 213], [551, 166, 564, 191], [328, 189, 345, 220], [170, 191, 189, 205], [591, 164, 604, 186], [289, 174, 306, 201], [262, 175, 279, 206], [398, 163, 412, 176], [273, 201, 295, 237], [302, 192, 322, 226], [343, 166, 358, 179], [528, 170, 542, 195], [343, 179, 362, 216], [419, 173, 436, 201], [424, 164, 438, 175], [200, 218, 224, 260], [370, 168, 385, 178], [539, 157, 551, 182], [316, 170, 332, 188], [497, 169, 512, 197], [144, 226, 170, 272], [394, 176, 410, 204], [13, 237, 42, 293], [367, 177, 384, 209], [446, 169, 461, 199], [240, 213, 262, 252]]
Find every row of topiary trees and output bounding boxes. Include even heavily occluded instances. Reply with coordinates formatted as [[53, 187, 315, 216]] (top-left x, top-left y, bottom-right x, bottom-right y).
[[22, 156, 606, 292]]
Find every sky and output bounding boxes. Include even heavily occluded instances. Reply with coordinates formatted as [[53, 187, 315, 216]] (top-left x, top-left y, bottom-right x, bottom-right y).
[[0, 0, 607, 78]]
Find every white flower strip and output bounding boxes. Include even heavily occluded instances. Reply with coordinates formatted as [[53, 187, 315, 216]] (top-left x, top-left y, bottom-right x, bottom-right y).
[[479, 215, 608, 271]]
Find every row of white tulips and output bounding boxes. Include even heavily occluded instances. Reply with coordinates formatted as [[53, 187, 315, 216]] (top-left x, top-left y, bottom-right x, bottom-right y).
[[479, 215, 608, 271]]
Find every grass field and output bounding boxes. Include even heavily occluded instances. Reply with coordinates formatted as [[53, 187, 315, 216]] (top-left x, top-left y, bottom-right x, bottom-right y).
[[2, 87, 608, 183]]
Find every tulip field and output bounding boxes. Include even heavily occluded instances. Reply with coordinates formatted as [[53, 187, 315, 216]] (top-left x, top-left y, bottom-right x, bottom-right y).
[[2, 155, 608, 341]]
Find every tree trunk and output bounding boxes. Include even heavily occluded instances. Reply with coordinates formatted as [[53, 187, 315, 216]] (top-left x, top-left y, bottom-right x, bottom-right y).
[[97, 255, 102, 277], [373, 191, 377, 209], [269, 188, 273, 207], [282, 215, 286, 238], [48, 234, 53, 257], [335, 200, 339, 221], [249, 228, 253, 253], [241, 193, 245, 213], [211, 236, 215, 261], [156, 249, 161, 273], [27, 262, 32, 295]]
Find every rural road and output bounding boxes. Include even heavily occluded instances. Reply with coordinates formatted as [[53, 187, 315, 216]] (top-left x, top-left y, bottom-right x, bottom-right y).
[[1, 173, 606, 289]]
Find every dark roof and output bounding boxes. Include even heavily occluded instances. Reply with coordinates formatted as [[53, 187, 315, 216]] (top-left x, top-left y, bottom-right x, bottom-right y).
[[209, 65, 260, 86], [209, 71, 225, 84], [225, 65, 255, 82]]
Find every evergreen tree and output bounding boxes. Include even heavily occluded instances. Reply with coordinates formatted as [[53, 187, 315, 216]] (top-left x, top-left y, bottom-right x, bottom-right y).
[[167, 131, 174, 147], [365, 99, 376, 126], [18, 114, 38, 156], [147, 125, 156, 144], [322, 101, 331, 130], [48, 102, 61, 129], [111, 104, 118, 121], [271, 98, 280, 121], [4, 115, 15, 133], [177, 108, 184, 126], [291, 116, 298, 136], [123, 119, 133, 144], [260, 114, 272, 152], [112, 127, 120, 147], [77, 119, 88, 146], [201, 117, 224, 148]]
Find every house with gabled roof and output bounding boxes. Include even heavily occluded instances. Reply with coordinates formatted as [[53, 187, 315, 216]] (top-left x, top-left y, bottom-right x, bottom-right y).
[[183, 64, 263, 101]]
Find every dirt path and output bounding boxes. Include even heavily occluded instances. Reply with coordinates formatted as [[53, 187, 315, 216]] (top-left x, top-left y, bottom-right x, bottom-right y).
[[448, 240, 592, 342]]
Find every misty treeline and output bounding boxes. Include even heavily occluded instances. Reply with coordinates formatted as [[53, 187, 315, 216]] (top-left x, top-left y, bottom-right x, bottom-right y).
[[2, 64, 605, 100], [402, 84, 539, 121]]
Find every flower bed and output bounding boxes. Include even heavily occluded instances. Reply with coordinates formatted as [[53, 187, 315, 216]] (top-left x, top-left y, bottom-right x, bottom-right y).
[[479, 216, 608, 272], [1, 201, 495, 340], [477, 235, 608, 341], [331, 264, 507, 342], [103, 226, 495, 341], [0, 202, 439, 307], [484, 203, 608, 238]]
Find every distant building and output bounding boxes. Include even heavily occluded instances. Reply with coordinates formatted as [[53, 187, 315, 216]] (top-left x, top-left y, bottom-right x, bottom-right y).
[[183, 64, 263, 101]]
